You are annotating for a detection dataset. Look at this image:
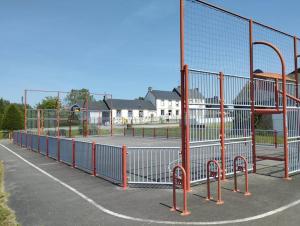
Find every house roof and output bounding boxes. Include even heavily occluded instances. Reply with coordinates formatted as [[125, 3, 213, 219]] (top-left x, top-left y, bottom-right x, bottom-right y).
[[173, 87, 205, 99], [149, 90, 181, 101], [104, 99, 156, 110], [74, 100, 109, 111]]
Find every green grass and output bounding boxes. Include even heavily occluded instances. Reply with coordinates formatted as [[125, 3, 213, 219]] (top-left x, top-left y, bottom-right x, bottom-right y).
[[0, 161, 19, 226]]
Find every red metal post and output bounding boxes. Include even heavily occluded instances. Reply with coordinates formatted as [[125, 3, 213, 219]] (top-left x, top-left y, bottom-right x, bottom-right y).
[[219, 72, 226, 180], [38, 135, 40, 153], [294, 37, 299, 99], [57, 91, 60, 137], [92, 141, 96, 176], [110, 109, 113, 136], [274, 130, 278, 149], [72, 139, 75, 168], [57, 137, 60, 162], [122, 145, 128, 190], [37, 109, 41, 136], [170, 165, 190, 216], [167, 128, 169, 139], [46, 136, 49, 157], [233, 156, 251, 196], [24, 90, 27, 131], [249, 19, 256, 173], [206, 160, 224, 205]]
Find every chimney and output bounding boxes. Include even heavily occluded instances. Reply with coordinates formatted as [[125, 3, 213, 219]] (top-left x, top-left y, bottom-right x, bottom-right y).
[[148, 87, 152, 92]]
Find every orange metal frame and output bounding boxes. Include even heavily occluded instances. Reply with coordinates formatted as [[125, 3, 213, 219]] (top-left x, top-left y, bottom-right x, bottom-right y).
[[251, 40, 290, 180]]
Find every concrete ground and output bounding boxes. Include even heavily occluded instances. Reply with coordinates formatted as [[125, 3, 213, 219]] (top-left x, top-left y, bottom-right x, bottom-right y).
[[1, 139, 300, 226], [75, 135, 181, 147]]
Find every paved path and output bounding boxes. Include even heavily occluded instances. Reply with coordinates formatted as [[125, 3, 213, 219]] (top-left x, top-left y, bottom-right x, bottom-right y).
[[1, 140, 300, 226]]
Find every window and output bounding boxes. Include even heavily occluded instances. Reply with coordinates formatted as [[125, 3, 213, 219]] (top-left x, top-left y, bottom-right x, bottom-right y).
[[176, 110, 179, 116], [176, 101, 179, 107], [169, 100, 172, 106], [161, 100, 164, 106], [161, 110, 165, 116], [168, 110, 172, 116], [139, 110, 144, 118], [116, 110, 121, 117], [128, 110, 133, 118]]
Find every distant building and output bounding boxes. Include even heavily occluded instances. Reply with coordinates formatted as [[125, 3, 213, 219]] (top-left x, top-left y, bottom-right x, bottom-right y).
[[145, 87, 181, 122], [104, 98, 156, 125]]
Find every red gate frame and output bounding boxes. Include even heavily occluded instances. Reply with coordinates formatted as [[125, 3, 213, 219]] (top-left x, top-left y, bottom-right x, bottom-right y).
[[233, 156, 251, 196], [170, 165, 190, 216]]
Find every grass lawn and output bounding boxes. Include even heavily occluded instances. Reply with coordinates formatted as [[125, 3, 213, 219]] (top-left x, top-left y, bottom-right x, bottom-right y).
[[0, 161, 19, 226]]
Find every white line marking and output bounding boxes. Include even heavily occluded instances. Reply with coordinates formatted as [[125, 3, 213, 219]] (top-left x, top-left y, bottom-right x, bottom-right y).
[[1, 143, 300, 225], [39, 162, 59, 166]]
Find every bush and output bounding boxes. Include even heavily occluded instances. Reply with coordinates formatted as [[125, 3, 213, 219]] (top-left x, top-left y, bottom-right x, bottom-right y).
[[1, 105, 23, 131]]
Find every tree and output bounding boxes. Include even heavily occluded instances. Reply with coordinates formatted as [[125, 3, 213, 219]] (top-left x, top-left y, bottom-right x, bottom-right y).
[[1, 105, 23, 131], [0, 98, 10, 129], [36, 96, 61, 109], [65, 89, 95, 106]]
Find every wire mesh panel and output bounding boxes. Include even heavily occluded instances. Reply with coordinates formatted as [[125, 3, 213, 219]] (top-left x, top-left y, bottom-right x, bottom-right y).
[[190, 143, 221, 183], [287, 109, 300, 139], [127, 147, 181, 184], [59, 138, 73, 165], [288, 140, 300, 174], [225, 108, 251, 140], [48, 136, 58, 160], [74, 141, 93, 173], [225, 140, 253, 175], [95, 144, 123, 183], [184, 0, 249, 76], [39, 136, 47, 155]]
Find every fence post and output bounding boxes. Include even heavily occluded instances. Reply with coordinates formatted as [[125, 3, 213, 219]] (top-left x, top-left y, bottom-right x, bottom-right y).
[[274, 130, 278, 148], [167, 128, 169, 139], [21, 132, 23, 147], [92, 141, 96, 176], [132, 128, 135, 137], [46, 136, 49, 157], [57, 137, 60, 162], [72, 139, 75, 168], [123, 127, 126, 136], [122, 145, 128, 190], [142, 128, 145, 138], [154, 128, 156, 138], [38, 135, 40, 153]]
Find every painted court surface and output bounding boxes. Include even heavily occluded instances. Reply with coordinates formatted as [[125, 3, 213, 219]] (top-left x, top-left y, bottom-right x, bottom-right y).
[[1, 139, 300, 226]]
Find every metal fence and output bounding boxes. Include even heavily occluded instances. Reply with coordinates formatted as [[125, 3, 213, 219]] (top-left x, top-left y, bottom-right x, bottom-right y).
[[95, 144, 123, 183], [127, 147, 181, 184], [12, 131, 126, 187]]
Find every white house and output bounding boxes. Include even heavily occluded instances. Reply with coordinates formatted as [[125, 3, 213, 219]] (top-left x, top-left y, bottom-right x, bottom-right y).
[[104, 98, 157, 125], [145, 88, 181, 123]]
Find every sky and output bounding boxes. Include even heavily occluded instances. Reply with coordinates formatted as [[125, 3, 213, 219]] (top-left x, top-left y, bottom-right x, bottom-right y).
[[1, 0, 300, 104]]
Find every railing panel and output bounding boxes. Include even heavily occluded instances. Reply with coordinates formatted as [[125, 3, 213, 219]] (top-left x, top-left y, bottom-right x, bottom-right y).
[[127, 147, 181, 184], [95, 144, 123, 183], [39, 136, 47, 155], [48, 136, 58, 160], [75, 141, 92, 173], [60, 138, 73, 165], [288, 140, 300, 174], [31, 134, 39, 152]]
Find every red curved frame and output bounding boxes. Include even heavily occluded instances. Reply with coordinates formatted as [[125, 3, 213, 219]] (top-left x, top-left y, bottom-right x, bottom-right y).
[[233, 156, 251, 196], [206, 160, 224, 205]]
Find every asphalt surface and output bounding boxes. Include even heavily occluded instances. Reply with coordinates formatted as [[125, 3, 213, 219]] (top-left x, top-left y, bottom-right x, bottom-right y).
[[1, 139, 300, 226]]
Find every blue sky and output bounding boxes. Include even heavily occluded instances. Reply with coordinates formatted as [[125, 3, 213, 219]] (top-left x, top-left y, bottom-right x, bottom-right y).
[[1, 0, 300, 104]]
